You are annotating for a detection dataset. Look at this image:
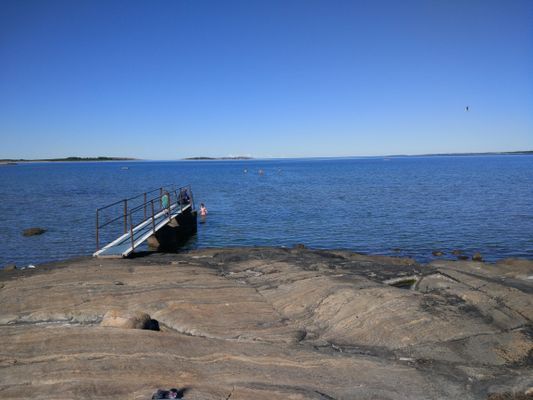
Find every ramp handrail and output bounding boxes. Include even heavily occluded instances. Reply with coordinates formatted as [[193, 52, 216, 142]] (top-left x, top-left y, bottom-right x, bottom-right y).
[[96, 185, 194, 252]]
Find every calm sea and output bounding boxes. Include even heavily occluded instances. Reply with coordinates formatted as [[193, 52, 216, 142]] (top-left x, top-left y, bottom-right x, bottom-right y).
[[1, 156, 532, 268]]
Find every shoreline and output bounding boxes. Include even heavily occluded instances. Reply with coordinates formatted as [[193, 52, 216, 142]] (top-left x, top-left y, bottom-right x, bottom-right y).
[[1, 247, 532, 399], [1, 242, 527, 272]]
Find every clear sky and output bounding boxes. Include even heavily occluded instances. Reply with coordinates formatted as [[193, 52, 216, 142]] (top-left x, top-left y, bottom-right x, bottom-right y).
[[1, 0, 531, 159]]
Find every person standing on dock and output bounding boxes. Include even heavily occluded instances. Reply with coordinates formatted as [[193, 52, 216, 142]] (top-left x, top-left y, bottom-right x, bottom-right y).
[[161, 191, 170, 215], [179, 188, 190, 205]]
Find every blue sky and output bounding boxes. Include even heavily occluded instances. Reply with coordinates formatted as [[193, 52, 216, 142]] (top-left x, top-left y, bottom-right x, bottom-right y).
[[1, 0, 531, 159]]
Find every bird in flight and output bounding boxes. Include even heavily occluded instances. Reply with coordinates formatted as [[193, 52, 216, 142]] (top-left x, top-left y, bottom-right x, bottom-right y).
[[465, 106, 470, 112]]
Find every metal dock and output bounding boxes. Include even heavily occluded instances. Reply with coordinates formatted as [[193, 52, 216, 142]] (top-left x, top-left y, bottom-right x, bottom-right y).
[[93, 185, 195, 258]]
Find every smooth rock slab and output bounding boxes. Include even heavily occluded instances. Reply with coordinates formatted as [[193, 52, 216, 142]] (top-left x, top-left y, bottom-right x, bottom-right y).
[[0, 248, 531, 399]]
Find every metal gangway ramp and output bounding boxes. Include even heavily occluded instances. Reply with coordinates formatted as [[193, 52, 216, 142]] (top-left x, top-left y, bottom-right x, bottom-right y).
[[93, 185, 194, 258]]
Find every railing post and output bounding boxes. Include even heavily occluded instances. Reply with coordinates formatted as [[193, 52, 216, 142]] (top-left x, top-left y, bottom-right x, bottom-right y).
[[189, 185, 195, 210], [174, 190, 181, 212], [151, 200, 155, 233], [144, 192, 147, 220], [96, 209, 99, 251], [129, 212, 135, 252], [167, 197, 171, 222], [123, 200, 128, 234]]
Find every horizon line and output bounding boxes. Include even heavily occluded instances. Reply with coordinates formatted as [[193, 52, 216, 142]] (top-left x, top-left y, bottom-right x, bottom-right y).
[[2, 150, 533, 163]]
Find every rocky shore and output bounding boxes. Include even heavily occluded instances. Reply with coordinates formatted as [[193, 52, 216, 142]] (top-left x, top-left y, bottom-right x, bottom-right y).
[[1, 247, 532, 399]]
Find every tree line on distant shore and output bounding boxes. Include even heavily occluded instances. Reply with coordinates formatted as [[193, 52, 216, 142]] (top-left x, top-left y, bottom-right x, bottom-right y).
[[0, 156, 136, 162]]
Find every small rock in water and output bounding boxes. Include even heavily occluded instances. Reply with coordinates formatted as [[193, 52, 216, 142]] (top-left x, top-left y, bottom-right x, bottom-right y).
[[432, 250, 445, 257], [392, 248, 402, 252], [457, 255, 469, 260], [472, 252, 484, 262], [22, 227, 46, 237], [451, 249, 463, 255], [293, 243, 306, 249], [27, 265, 36, 269]]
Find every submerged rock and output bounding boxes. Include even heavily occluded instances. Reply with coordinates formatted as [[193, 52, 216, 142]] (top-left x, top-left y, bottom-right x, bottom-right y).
[[432, 250, 445, 256], [22, 227, 46, 237]]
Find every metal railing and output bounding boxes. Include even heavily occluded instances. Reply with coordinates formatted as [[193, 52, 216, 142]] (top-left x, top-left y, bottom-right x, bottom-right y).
[[96, 185, 195, 252]]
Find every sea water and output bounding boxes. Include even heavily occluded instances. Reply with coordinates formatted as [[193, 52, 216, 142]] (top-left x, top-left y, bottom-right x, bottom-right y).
[[0, 156, 532, 267]]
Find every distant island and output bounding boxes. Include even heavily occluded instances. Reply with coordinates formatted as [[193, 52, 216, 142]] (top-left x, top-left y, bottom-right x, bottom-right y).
[[387, 150, 533, 158], [184, 152, 532, 160], [183, 156, 254, 160], [0, 157, 136, 164]]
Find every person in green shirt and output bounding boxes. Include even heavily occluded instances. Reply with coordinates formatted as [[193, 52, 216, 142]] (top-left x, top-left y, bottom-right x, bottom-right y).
[[161, 192, 170, 214]]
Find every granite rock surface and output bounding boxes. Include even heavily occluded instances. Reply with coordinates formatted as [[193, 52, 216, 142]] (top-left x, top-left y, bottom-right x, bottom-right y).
[[0, 248, 532, 399]]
